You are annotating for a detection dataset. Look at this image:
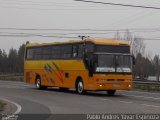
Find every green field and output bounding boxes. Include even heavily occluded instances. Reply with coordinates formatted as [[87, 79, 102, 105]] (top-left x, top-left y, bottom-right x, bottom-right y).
[[0, 100, 6, 111], [0, 74, 24, 81], [133, 83, 160, 92]]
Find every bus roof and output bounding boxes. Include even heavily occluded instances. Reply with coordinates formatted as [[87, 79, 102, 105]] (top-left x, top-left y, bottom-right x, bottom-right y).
[[26, 38, 129, 47]]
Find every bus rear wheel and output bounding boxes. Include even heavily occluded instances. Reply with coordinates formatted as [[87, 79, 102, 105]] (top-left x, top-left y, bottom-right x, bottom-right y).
[[76, 80, 86, 95], [35, 77, 47, 90], [107, 90, 116, 96]]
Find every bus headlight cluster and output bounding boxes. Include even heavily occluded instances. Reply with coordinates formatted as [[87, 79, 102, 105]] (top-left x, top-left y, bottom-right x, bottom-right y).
[[98, 84, 105, 87]]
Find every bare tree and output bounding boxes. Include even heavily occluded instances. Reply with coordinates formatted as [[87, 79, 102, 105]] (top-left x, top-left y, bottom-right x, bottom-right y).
[[114, 30, 149, 79], [153, 55, 160, 81], [114, 31, 121, 40], [122, 30, 145, 57]]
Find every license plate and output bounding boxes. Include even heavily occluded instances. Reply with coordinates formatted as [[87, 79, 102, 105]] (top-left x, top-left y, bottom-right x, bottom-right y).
[[113, 84, 120, 87]]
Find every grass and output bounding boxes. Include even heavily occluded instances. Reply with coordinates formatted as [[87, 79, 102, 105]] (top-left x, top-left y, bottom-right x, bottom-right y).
[[133, 83, 160, 92], [0, 100, 6, 111], [0, 75, 24, 81]]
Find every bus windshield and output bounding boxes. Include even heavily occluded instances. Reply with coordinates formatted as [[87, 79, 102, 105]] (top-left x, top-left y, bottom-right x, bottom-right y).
[[95, 54, 132, 73]]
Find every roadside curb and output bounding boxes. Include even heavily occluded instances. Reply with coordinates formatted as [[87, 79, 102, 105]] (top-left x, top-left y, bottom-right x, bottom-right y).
[[0, 98, 22, 114]]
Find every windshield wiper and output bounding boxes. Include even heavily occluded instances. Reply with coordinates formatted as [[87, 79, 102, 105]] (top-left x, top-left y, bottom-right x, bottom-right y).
[[119, 66, 124, 73], [117, 65, 126, 74]]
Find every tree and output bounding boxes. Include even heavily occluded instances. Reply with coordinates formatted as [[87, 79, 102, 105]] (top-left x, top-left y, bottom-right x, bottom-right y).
[[1, 50, 7, 73], [0, 49, 2, 72], [132, 53, 155, 80], [114, 30, 151, 79], [123, 30, 145, 57], [114, 31, 121, 40], [153, 55, 160, 81], [17, 44, 25, 73], [0, 43, 26, 74], [132, 36, 145, 57], [8, 48, 18, 73]]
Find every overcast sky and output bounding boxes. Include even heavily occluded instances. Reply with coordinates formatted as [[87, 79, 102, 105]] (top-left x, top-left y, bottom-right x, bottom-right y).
[[0, 0, 160, 57]]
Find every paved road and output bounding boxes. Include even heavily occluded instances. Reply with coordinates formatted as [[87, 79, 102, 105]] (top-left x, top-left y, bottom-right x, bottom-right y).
[[0, 80, 160, 115]]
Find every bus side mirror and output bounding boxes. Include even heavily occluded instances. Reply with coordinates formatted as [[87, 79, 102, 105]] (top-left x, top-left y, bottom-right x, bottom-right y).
[[132, 55, 135, 65]]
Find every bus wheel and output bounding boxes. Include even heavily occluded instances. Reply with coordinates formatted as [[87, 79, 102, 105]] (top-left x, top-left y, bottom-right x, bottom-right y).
[[107, 90, 116, 96], [35, 77, 47, 90], [76, 80, 86, 95]]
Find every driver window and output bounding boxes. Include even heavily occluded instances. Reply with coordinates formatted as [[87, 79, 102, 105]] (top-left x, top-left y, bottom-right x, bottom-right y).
[[72, 45, 79, 57]]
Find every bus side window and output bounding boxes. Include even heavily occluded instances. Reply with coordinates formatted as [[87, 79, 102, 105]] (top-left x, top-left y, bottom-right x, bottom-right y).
[[72, 45, 79, 57], [26, 48, 34, 60]]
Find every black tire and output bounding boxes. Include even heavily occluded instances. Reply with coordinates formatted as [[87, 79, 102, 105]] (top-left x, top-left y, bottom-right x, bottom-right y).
[[107, 90, 116, 96], [59, 87, 69, 91], [35, 77, 47, 90], [76, 79, 86, 95]]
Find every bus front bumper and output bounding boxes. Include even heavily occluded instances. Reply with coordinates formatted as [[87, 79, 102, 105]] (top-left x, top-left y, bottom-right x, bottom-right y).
[[87, 82, 132, 91]]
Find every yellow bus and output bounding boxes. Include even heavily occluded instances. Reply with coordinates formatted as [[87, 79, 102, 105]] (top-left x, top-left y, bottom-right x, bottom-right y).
[[24, 38, 134, 95]]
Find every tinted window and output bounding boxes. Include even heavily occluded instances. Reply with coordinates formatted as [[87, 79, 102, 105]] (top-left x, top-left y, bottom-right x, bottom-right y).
[[34, 47, 42, 59], [62, 45, 72, 58], [96, 45, 130, 53], [86, 43, 94, 53], [42, 47, 52, 59], [72, 45, 79, 57], [26, 43, 95, 60], [73, 43, 94, 58], [51, 45, 72, 59], [78, 44, 83, 57], [26, 48, 34, 59]]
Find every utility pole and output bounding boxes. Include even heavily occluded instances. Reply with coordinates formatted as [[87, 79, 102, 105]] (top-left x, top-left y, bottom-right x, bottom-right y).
[[78, 35, 90, 62], [78, 35, 90, 51], [78, 35, 89, 41]]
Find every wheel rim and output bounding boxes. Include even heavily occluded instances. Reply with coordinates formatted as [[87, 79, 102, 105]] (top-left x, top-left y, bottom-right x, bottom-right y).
[[78, 81, 83, 93], [36, 79, 40, 88]]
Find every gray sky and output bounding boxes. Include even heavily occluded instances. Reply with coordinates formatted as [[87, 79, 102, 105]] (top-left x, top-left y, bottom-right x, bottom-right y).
[[0, 0, 160, 57]]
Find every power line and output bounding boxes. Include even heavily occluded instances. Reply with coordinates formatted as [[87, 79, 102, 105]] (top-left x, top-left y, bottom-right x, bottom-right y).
[[74, 0, 160, 10], [1, 33, 160, 41], [106, 9, 157, 29], [0, 32, 115, 35], [0, 0, 96, 8], [1, 27, 160, 32], [0, 0, 80, 7], [0, 1, 94, 9], [0, 27, 125, 31], [0, 5, 114, 11], [1, 30, 160, 37], [0, 34, 77, 38], [0, 0, 128, 11], [1, 0, 130, 9]]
